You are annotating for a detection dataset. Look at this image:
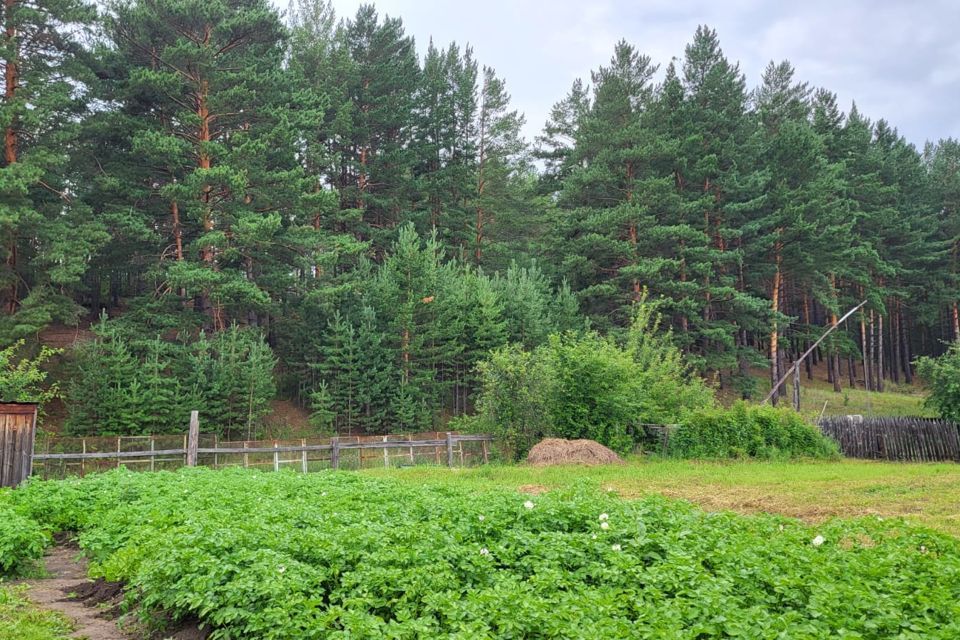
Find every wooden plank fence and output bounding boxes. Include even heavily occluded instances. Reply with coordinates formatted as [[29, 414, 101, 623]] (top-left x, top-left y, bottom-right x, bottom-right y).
[[32, 429, 493, 479], [818, 416, 960, 462]]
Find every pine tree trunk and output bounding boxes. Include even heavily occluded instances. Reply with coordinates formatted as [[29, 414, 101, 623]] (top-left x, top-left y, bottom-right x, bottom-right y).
[[848, 355, 856, 388], [195, 73, 220, 327], [475, 87, 488, 265], [860, 307, 871, 392], [803, 295, 814, 380], [831, 303, 843, 393], [735, 328, 750, 400], [890, 302, 901, 384], [869, 309, 877, 392], [901, 311, 913, 384], [769, 246, 782, 406], [170, 200, 184, 261], [953, 301, 959, 342], [829, 276, 842, 392], [778, 347, 788, 399], [702, 177, 714, 323], [401, 327, 410, 385], [627, 162, 640, 299], [3, 0, 18, 314], [679, 250, 689, 333], [877, 312, 885, 392]]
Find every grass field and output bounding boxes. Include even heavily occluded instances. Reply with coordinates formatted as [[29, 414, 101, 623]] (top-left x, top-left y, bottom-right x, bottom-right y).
[[0, 587, 72, 640], [366, 458, 960, 536], [783, 380, 929, 418], [718, 366, 931, 417]]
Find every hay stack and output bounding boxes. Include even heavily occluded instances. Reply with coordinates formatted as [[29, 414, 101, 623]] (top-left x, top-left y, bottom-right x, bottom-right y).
[[526, 438, 622, 466]]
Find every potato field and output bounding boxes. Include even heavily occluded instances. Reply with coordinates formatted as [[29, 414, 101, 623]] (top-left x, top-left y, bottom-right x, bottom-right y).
[[1, 468, 958, 639]]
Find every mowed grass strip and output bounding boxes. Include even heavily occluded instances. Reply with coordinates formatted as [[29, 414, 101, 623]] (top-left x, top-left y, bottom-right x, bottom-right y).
[[366, 458, 960, 536]]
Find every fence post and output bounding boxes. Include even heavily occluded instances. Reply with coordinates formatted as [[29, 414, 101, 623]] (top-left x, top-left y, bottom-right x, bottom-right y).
[[481, 438, 489, 464], [383, 436, 389, 468], [273, 441, 279, 472], [301, 439, 308, 473], [792, 365, 801, 411], [446, 432, 454, 467], [187, 410, 199, 467], [331, 437, 340, 470], [150, 437, 155, 472]]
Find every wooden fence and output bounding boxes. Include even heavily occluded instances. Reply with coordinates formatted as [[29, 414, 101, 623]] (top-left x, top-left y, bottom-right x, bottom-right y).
[[32, 426, 493, 480], [818, 415, 960, 462], [1, 403, 38, 488]]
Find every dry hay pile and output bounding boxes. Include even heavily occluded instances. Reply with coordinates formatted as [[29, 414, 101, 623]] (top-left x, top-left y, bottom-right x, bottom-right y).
[[526, 438, 623, 466]]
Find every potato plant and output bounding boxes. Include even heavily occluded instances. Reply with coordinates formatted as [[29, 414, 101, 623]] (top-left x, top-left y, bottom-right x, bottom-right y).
[[2, 469, 959, 638]]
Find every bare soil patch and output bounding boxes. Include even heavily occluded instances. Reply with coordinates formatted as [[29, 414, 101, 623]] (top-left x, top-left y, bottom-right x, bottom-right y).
[[19, 545, 130, 640], [19, 544, 209, 640]]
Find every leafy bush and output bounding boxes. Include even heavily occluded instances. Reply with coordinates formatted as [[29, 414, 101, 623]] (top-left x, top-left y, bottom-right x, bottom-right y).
[[669, 402, 840, 459], [916, 342, 960, 421], [472, 296, 712, 457], [0, 340, 60, 406], [65, 321, 276, 437], [2, 469, 959, 637]]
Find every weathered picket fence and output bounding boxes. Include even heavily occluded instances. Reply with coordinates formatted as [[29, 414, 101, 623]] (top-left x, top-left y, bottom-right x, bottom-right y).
[[32, 412, 494, 480], [818, 415, 960, 462]]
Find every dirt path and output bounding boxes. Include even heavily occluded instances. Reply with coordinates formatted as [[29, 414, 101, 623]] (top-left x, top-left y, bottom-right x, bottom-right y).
[[19, 546, 131, 640]]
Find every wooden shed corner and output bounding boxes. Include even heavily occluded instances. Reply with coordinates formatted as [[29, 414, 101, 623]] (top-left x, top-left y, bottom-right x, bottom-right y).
[[0, 402, 38, 488]]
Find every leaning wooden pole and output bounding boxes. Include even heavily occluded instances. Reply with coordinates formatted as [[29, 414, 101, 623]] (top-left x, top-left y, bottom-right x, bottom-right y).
[[763, 300, 868, 407]]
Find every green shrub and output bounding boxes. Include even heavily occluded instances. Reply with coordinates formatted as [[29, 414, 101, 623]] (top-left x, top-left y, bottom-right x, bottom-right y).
[[471, 296, 712, 457], [669, 402, 840, 459], [916, 342, 960, 421], [470, 345, 553, 456], [0, 341, 60, 407]]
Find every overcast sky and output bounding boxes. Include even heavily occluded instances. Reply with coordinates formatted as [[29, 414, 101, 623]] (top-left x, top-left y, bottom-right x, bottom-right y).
[[323, 0, 960, 148]]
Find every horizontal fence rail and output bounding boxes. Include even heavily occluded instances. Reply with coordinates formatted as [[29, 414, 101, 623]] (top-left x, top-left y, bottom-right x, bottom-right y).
[[32, 431, 494, 480], [818, 416, 960, 462]]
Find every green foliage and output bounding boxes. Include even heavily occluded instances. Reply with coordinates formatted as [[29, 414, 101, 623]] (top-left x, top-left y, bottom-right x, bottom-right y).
[[307, 380, 335, 433], [0, 341, 60, 405], [916, 342, 960, 421], [0, 585, 75, 640], [2, 0, 958, 435], [65, 321, 276, 437], [0, 502, 48, 577], [472, 345, 553, 456], [473, 298, 712, 457], [669, 402, 840, 459], [3, 469, 960, 637]]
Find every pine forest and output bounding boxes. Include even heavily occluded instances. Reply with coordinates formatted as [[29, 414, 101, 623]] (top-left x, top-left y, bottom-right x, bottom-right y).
[[2, 0, 959, 437]]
